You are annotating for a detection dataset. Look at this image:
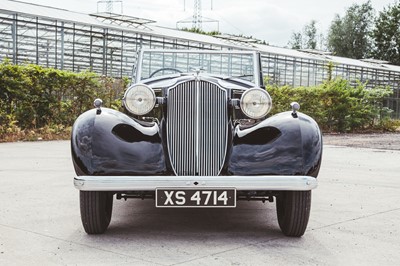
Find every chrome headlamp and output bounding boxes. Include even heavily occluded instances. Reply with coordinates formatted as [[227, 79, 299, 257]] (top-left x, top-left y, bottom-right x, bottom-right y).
[[123, 84, 156, 115], [240, 88, 272, 119]]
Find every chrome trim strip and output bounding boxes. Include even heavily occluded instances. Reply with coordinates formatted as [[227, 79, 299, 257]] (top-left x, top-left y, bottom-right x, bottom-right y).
[[196, 75, 200, 175], [74, 175, 318, 191]]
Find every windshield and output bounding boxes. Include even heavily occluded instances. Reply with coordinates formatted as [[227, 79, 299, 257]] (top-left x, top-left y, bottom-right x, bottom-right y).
[[137, 50, 257, 83]]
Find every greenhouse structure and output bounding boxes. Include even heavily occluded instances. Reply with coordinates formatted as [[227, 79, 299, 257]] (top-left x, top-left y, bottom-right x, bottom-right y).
[[1, 0, 399, 118]]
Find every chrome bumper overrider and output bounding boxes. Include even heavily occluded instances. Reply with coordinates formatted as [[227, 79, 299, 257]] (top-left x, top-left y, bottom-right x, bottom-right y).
[[74, 175, 317, 191]]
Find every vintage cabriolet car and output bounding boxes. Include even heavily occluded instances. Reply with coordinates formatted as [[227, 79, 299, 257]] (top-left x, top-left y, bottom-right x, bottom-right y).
[[72, 49, 322, 237]]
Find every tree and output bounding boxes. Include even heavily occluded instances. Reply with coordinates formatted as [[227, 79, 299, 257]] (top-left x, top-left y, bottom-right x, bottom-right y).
[[288, 20, 320, 50], [373, 3, 400, 65], [304, 20, 318, 49], [327, 1, 374, 59], [288, 32, 302, 49]]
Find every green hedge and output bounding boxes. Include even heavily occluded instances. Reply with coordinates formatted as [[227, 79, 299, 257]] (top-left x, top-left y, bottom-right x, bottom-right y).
[[0, 61, 397, 141], [267, 79, 394, 132], [0, 61, 128, 140]]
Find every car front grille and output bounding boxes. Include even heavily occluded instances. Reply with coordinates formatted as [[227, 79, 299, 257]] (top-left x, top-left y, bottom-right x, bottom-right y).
[[167, 79, 228, 176]]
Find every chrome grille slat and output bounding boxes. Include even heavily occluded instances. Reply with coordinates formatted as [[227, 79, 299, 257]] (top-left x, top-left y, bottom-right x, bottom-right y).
[[167, 79, 228, 176]]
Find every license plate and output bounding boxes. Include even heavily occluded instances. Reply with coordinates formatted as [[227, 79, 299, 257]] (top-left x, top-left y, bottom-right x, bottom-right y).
[[156, 188, 236, 208]]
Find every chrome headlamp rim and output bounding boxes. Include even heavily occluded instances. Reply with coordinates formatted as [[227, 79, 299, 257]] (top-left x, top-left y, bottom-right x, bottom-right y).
[[240, 88, 272, 119], [123, 84, 156, 116]]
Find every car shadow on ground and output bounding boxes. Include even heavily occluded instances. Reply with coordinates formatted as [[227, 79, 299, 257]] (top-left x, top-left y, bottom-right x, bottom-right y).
[[94, 199, 286, 240]]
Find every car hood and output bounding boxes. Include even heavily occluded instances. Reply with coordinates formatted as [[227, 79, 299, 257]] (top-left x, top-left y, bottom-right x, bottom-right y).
[[141, 73, 256, 91]]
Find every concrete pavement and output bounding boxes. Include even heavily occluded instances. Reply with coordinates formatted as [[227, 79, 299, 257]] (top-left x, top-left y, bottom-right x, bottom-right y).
[[0, 141, 399, 265]]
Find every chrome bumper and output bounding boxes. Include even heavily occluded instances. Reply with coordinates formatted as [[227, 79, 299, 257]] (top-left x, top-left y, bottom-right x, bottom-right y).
[[74, 175, 318, 191]]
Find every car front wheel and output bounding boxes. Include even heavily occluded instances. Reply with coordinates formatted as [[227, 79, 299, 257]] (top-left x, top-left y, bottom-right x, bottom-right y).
[[80, 191, 113, 234], [276, 191, 311, 237]]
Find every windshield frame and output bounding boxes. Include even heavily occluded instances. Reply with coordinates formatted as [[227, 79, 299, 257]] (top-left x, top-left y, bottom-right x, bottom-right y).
[[134, 49, 262, 87]]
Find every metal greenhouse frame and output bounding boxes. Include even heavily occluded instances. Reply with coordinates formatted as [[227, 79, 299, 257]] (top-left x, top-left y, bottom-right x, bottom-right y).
[[0, 0, 399, 118]]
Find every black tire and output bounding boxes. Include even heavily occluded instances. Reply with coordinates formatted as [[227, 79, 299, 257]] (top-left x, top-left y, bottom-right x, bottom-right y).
[[80, 191, 113, 234], [276, 191, 311, 237]]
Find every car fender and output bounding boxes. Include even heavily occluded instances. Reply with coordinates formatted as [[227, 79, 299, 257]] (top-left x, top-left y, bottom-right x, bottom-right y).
[[228, 111, 322, 177], [71, 108, 167, 176]]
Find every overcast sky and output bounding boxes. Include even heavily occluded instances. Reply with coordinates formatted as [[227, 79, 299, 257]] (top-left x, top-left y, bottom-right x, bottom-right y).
[[18, 0, 398, 47]]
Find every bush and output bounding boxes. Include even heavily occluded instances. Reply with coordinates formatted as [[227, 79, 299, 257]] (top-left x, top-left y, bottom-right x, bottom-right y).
[[267, 79, 394, 132], [0, 61, 128, 141], [0, 61, 397, 141]]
